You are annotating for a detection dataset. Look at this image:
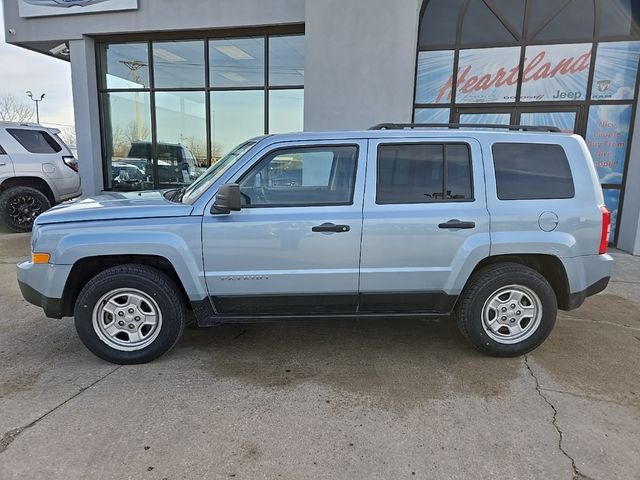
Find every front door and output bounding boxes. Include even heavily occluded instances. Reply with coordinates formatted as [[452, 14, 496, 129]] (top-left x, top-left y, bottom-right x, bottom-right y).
[[359, 137, 490, 314], [0, 141, 14, 184], [202, 140, 366, 316]]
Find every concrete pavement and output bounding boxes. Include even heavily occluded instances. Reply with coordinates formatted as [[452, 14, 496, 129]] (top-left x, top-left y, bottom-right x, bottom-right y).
[[0, 227, 638, 480]]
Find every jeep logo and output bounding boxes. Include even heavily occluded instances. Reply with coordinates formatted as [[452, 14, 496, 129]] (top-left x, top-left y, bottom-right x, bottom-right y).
[[552, 90, 583, 100]]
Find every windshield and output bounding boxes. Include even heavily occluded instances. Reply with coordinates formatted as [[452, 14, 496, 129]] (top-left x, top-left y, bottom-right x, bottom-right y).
[[181, 140, 257, 204]]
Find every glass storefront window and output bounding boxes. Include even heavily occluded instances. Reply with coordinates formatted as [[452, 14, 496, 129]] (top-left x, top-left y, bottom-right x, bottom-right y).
[[459, 112, 511, 124], [153, 41, 205, 89], [414, 108, 450, 123], [101, 91, 153, 191], [416, 51, 455, 104], [211, 90, 264, 158], [269, 35, 305, 86], [520, 111, 577, 133], [269, 89, 304, 134], [585, 104, 633, 185], [456, 47, 520, 103], [100, 43, 150, 89], [155, 91, 207, 187], [520, 44, 592, 102], [603, 189, 621, 243], [592, 41, 640, 100], [209, 37, 265, 88]]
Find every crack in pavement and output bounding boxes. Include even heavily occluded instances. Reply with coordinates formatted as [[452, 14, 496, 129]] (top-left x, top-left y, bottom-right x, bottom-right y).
[[524, 355, 595, 480], [561, 316, 640, 333], [0, 366, 122, 455]]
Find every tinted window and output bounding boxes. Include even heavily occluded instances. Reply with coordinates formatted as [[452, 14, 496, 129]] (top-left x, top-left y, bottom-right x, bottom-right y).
[[377, 143, 472, 204], [492, 143, 575, 200], [0, 144, 6, 155], [239, 146, 358, 207], [7, 129, 62, 154]]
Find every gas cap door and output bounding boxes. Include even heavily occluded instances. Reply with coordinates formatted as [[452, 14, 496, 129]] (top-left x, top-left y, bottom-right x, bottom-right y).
[[538, 211, 559, 232]]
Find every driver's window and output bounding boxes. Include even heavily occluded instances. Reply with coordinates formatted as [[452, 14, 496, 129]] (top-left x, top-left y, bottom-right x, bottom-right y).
[[239, 145, 358, 207]]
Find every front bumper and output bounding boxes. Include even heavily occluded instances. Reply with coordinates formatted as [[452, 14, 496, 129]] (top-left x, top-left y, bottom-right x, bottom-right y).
[[17, 261, 72, 319]]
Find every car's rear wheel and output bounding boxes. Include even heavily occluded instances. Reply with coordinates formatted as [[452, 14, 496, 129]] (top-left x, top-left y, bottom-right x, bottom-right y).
[[74, 264, 186, 364], [455, 263, 557, 357], [0, 186, 51, 233]]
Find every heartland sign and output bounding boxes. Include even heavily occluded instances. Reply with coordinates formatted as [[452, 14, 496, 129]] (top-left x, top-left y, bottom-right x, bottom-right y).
[[418, 44, 593, 104]]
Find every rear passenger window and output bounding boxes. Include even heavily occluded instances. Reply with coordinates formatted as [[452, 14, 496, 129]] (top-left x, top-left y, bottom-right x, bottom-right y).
[[492, 143, 574, 200], [376, 143, 472, 204], [7, 129, 62, 154], [0, 144, 6, 155]]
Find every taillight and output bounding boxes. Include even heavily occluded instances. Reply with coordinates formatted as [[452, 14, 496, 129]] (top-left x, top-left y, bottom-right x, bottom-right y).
[[599, 205, 611, 254], [63, 155, 79, 172]]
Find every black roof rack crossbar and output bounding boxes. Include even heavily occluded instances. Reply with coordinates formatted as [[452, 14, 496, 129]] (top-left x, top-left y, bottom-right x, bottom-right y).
[[369, 123, 562, 133]]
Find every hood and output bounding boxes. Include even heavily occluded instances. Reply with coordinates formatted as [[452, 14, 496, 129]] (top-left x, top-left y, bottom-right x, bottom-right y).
[[36, 191, 194, 225]]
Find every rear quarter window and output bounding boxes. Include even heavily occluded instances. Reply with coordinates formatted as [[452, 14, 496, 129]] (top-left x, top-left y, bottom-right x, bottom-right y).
[[7, 129, 63, 154], [492, 143, 575, 200]]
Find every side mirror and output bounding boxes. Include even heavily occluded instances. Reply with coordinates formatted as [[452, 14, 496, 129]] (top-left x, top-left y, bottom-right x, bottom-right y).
[[213, 183, 241, 214]]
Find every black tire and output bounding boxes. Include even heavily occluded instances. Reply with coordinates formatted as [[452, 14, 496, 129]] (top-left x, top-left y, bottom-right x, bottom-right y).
[[454, 262, 557, 357], [0, 186, 52, 233], [74, 264, 186, 365]]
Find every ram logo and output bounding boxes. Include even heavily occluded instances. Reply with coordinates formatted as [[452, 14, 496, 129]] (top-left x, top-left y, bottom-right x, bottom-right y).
[[23, 0, 110, 7]]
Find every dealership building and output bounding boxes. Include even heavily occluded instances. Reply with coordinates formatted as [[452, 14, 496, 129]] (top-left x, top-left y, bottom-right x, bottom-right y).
[[4, 0, 640, 253]]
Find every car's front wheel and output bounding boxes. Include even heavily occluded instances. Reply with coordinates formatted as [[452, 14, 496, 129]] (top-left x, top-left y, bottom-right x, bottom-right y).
[[455, 263, 557, 357], [74, 264, 186, 364]]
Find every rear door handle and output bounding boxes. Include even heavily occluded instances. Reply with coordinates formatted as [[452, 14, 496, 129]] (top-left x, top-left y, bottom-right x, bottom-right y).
[[438, 219, 476, 230], [312, 223, 350, 233], [0, 162, 6, 166]]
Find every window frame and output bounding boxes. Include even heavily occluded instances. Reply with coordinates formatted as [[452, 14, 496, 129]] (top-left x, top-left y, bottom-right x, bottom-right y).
[[375, 141, 475, 205], [236, 143, 360, 209], [491, 142, 576, 201]]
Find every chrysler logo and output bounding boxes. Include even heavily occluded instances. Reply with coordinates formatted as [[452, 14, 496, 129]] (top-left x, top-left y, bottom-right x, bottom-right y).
[[23, 0, 110, 7]]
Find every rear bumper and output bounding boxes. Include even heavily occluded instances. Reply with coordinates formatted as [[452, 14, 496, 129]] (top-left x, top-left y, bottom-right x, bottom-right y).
[[561, 253, 613, 310], [566, 276, 610, 310]]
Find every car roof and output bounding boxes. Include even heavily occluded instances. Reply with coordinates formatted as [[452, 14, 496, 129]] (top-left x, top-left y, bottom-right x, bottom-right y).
[[259, 128, 578, 145]]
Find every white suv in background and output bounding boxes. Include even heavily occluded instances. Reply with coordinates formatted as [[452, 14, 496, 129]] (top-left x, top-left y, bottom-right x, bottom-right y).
[[0, 123, 81, 232]]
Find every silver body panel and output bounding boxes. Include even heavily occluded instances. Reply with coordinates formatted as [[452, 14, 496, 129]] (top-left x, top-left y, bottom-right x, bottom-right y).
[[16, 128, 613, 319]]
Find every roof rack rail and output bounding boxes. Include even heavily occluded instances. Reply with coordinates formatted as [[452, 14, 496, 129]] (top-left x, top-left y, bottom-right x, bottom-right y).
[[369, 123, 562, 133]]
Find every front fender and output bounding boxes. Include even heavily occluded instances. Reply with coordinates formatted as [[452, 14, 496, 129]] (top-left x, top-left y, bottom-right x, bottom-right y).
[[39, 218, 207, 301]]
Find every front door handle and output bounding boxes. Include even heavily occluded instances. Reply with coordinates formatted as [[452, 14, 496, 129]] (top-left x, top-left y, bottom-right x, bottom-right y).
[[312, 223, 350, 233], [438, 219, 476, 230]]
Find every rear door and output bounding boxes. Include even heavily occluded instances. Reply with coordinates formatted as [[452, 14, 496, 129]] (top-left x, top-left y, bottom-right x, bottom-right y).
[[359, 137, 490, 314]]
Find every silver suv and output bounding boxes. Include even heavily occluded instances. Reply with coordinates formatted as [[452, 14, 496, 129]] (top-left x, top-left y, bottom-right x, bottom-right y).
[[17, 124, 613, 364], [0, 122, 81, 232]]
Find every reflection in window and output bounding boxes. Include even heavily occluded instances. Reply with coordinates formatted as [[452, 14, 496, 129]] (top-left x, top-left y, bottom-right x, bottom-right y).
[[211, 90, 264, 158], [269, 35, 305, 86], [269, 89, 304, 133], [599, 0, 639, 37], [101, 43, 149, 89], [461, 0, 516, 45], [209, 37, 265, 88], [418, 0, 466, 47], [531, 0, 595, 41], [101, 91, 153, 191], [153, 41, 205, 88], [240, 146, 358, 207], [155, 91, 207, 188]]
